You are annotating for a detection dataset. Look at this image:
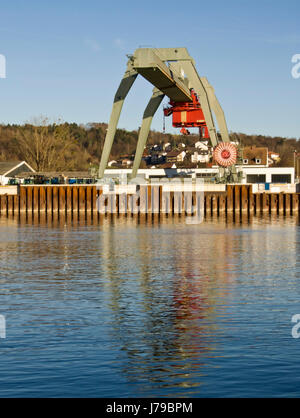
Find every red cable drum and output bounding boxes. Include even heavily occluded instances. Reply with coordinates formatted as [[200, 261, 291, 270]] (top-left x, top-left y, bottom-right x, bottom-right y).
[[213, 142, 237, 167]]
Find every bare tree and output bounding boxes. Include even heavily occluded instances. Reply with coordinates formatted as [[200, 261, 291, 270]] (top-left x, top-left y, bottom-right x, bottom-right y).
[[17, 116, 75, 171]]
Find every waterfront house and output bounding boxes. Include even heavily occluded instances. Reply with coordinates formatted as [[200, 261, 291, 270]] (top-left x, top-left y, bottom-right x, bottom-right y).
[[242, 146, 268, 167], [268, 152, 280, 165], [194, 140, 209, 150], [189, 148, 211, 164], [166, 150, 186, 163], [0, 161, 35, 185]]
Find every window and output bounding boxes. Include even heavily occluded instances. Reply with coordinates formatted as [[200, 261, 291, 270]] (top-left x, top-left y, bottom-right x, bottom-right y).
[[196, 173, 217, 178], [255, 158, 261, 164], [271, 174, 291, 183], [246, 174, 266, 183], [243, 159, 248, 164]]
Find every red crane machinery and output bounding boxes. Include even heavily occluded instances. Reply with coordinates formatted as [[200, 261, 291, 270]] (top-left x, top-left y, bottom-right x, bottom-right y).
[[163, 89, 209, 139], [98, 47, 239, 181]]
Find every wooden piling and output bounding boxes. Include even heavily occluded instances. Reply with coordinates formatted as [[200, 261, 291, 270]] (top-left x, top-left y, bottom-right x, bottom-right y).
[[0, 184, 299, 219], [226, 185, 234, 212], [0, 195, 7, 216]]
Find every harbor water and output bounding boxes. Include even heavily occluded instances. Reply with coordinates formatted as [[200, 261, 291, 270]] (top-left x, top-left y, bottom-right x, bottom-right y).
[[0, 215, 300, 397]]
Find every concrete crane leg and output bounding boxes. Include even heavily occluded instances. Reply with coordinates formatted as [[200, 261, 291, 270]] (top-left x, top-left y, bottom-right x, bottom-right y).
[[200, 77, 230, 143], [98, 66, 138, 178], [177, 61, 218, 147], [130, 89, 165, 179]]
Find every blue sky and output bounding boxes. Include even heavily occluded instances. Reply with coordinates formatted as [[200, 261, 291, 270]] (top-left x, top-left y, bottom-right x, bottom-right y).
[[0, 0, 299, 137]]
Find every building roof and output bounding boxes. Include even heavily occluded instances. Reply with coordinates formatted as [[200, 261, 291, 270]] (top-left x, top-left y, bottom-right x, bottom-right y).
[[0, 161, 35, 176], [0, 161, 21, 175], [15, 171, 94, 178], [194, 141, 209, 150], [187, 147, 210, 154], [166, 150, 185, 157], [268, 151, 280, 157], [243, 147, 268, 165]]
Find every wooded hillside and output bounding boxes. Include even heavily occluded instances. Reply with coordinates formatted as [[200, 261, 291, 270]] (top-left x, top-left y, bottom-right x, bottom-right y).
[[0, 119, 298, 170]]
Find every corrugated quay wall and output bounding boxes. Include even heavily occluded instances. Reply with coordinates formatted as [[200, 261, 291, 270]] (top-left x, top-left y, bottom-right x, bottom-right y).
[[0, 185, 299, 217]]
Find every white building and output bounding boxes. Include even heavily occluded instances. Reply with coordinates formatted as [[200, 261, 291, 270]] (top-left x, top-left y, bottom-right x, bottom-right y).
[[163, 142, 171, 151], [268, 152, 280, 165], [0, 161, 35, 185], [239, 166, 294, 184], [103, 166, 295, 184], [191, 150, 210, 164], [195, 141, 209, 150], [166, 150, 186, 163], [108, 160, 117, 167]]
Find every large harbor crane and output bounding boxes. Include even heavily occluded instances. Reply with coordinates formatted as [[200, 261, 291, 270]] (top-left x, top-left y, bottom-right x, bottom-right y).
[[98, 47, 239, 181]]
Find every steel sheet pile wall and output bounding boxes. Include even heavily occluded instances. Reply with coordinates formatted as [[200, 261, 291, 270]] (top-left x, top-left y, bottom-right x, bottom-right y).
[[0, 185, 299, 217]]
